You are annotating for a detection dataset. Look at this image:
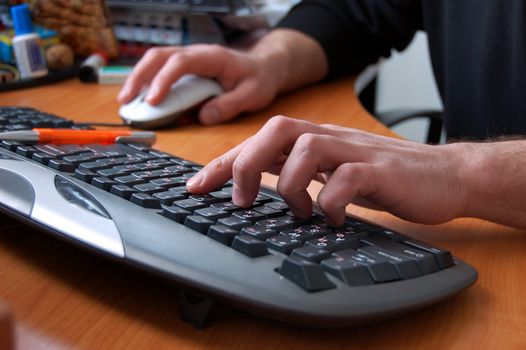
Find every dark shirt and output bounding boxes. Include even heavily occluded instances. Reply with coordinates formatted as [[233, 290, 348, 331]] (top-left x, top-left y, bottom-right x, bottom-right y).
[[278, 0, 526, 140]]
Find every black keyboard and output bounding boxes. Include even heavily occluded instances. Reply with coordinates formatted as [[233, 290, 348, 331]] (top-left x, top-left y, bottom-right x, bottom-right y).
[[0, 106, 477, 328]]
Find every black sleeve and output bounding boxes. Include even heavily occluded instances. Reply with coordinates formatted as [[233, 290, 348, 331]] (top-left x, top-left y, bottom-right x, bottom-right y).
[[276, 0, 423, 78]]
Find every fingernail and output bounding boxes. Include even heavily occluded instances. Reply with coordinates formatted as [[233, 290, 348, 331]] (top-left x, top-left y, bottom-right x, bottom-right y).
[[200, 107, 220, 124], [186, 172, 203, 188]]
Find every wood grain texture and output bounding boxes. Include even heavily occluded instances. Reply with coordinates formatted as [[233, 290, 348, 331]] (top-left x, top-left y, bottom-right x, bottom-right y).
[[1, 80, 525, 349]]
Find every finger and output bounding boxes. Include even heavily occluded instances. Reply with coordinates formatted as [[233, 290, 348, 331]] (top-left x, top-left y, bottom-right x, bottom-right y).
[[145, 46, 231, 105], [231, 116, 324, 207], [199, 79, 271, 124], [118, 47, 178, 103], [316, 163, 377, 226], [276, 133, 354, 218], [186, 141, 247, 193]]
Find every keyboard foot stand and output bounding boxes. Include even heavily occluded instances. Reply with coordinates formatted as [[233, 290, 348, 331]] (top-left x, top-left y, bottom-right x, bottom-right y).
[[178, 288, 215, 329]]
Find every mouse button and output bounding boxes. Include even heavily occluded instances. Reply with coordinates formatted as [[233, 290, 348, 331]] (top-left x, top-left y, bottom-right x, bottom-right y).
[[174, 80, 222, 110]]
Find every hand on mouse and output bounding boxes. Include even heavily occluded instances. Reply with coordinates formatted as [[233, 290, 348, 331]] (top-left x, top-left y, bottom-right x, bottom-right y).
[[185, 116, 526, 229], [118, 29, 328, 125]]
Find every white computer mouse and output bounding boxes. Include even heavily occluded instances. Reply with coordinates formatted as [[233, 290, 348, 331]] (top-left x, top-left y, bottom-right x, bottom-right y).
[[119, 75, 223, 129]]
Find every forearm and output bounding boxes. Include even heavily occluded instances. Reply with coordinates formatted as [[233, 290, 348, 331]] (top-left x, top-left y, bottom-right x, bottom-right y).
[[457, 140, 526, 228], [249, 29, 328, 93]]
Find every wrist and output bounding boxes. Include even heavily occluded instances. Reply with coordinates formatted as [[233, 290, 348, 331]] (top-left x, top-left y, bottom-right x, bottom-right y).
[[447, 142, 489, 219], [454, 141, 520, 223], [249, 29, 328, 92]]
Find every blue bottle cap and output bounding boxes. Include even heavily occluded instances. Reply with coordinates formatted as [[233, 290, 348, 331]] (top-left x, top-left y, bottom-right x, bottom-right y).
[[10, 4, 35, 36]]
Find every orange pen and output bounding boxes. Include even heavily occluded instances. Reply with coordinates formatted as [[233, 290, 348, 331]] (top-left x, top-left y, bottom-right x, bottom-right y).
[[0, 128, 156, 145]]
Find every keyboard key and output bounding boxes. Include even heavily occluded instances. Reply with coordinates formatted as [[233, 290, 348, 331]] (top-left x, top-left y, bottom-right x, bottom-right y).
[[15, 145, 37, 157], [161, 205, 192, 223], [240, 226, 278, 240], [184, 215, 215, 234], [254, 193, 273, 204], [402, 239, 455, 269], [325, 233, 361, 250], [194, 207, 230, 221], [255, 217, 296, 231], [168, 186, 190, 197], [306, 237, 341, 252], [361, 235, 439, 274], [174, 198, 207, 211], [152, 190, 186, 205], [266, 234, 303, 254], [111, 185, 136, 199], [189, 194, 220, 205], [211, 201, 240, 213], [77, 160, 114, 172], [265, 201, 289, 211], [232, 209, 266, 222], [114, 175, 147, 186], [207, 225, 239, 245], [130, 193, 162, 208], [1, 140, 23, 151], [133, 183, 166, 195], [253, 205, 283, 218], [31, 152, 55, 165], [91, 177, 116, 191], [321, 256, 375, 286], [209, 190, 232, 201], [64, 152, 104, 165], [299, 223, 332, 237], [291, 246, 331, 263], [359, 245, 421, 279], [278, 257, 336, 292], [217, 216, 252, 230], [164, 165, 193, 175], [74, 168, 97, 182], [94, 167, 123, 178], [370, 228, 408, 242], [48, 159, 76, 172], [151, 177, 186, 188], [332, 249, 400, 283], [281, 228, 312, 242], [231, 235, 268, 257]]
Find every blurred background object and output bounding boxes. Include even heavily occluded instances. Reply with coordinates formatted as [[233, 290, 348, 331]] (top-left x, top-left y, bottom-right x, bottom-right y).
[[106, 0, 297, 58], [31, 0, 119, 59]]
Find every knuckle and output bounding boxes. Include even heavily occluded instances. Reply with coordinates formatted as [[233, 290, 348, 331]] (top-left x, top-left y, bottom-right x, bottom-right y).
[[319, 123, 339, 129], [166, 52, 189, 67], [295, 133, 322, 157], [265, 115, 295, 133], [207, 44, 227, 55], [144, 47, 163, 58]]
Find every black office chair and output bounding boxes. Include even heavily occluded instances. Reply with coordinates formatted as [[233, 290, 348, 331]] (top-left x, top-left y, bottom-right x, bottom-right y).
[[358, 75, 444, 145]]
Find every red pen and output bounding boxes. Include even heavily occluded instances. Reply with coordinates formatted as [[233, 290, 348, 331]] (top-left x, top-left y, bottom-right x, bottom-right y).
[[0, 128, 156, 145]]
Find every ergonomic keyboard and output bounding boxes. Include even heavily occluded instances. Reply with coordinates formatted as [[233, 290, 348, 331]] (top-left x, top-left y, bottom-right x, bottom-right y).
[[0, 106, 478, 328]]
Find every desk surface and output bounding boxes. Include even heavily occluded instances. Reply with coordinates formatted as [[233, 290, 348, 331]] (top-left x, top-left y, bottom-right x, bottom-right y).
[[0, 80, 525, 349]]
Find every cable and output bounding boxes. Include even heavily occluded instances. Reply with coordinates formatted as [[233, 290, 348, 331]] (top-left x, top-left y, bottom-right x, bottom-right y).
[[75, 122, 129, 128]]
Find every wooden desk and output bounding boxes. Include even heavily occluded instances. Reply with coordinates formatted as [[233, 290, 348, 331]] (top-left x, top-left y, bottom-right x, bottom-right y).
[[0, 80, 525, 349]]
